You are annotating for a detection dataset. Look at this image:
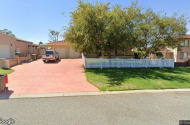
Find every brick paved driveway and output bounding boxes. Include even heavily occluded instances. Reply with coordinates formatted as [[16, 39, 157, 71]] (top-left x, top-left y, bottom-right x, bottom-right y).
[[3, 59, 99, 94]]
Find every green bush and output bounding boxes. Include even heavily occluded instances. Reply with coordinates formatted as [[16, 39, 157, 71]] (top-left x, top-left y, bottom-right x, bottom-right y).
[[156, 52, 164, 58]]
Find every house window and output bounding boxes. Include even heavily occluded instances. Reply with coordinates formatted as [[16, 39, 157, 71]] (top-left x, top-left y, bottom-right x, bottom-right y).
[[180, 40, 189, 47], [180, 52, 188, 59]]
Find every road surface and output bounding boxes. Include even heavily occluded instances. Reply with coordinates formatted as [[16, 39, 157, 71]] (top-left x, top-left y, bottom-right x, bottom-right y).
[[0, 92, 190, 125]]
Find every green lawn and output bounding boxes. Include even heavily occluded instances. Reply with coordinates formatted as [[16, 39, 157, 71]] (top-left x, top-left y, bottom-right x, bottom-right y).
[[0, 68, 14, 75], [85, 67, 190, 91]]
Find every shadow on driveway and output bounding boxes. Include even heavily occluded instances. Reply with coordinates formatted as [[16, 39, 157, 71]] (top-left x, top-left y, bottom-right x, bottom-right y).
[[43, 59, 62, 64]]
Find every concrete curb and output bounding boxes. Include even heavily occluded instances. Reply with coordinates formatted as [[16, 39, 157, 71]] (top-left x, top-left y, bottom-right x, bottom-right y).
[[1, 89, 190, 99]]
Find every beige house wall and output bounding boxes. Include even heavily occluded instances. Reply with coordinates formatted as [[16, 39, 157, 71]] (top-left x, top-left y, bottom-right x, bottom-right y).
[[165, 53, 174, 59], [15, 40, 32, 56], [69, 46, 81, 58], [39, 49, 46, 57], [29, 47, 38, 55], [0, 33, 16, 59], [146, 52, 174, 59], [176, 47, 190, 62], [44, 45, 81, 59]]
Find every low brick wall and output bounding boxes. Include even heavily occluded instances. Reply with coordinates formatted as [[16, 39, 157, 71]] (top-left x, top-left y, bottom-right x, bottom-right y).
[[20, 57, 29, 61], [15, 54, 31, 63], [0, 54, 32, 68], [8, 59, 18, 67]]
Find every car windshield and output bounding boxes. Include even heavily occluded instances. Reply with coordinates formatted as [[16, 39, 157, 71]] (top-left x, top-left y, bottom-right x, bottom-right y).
[[45, 51, 54, 54]]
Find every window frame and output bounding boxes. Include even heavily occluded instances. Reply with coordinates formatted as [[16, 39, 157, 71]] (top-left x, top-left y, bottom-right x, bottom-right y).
[[180, 52, 188, 59], [180, 40, 189, 47]]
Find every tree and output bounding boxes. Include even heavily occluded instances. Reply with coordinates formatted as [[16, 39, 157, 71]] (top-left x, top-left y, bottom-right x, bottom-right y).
[[156, 52, 164, 58], [39, 41, 43, 45], [64, 1, 141, 58], [134, 50, 146, 59], [0, 29, 16, 37], [64, 1, 110, 54], [132, 9, 188, 58], [48, 29, 60, 42], [64, 0, 188, 58]]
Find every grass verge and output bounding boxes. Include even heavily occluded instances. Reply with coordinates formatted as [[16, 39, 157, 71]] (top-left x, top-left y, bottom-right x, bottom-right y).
[[85, 67, 190, 91]]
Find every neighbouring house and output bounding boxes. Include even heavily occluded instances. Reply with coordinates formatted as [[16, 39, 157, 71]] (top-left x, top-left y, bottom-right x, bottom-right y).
[[83, 48, 134, 58], [149, 48, 174, 59], [42, 40, 81, 58], [16, 38, 45, 57], [146, 34, 190, 62], [0, 32, 45, 68], [43, 40, 135, 59], [0, 32, 16, 59], [0, 33, 40, 59], [15, 38, 33, 56], [172, 34, 190, 62], [85, 49, 135, 58], [159, 48, 174, 59]]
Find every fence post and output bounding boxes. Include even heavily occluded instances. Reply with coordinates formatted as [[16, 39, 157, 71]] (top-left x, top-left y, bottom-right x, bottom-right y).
[[100, 58, 103, 69], [159, 58, 162, 68], [172, 59, 175, 68], [84, 57, 86, 68], [124, 59, 126, 68], [117, 58, 119, 68], [82, 53, 86, 68], [145, 58, 148, 68], [132, 58, 134, 68]]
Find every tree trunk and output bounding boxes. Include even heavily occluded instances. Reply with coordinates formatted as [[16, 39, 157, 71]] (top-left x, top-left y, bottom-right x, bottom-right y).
[[107, 51, 111, 59], [145, 51, 149, 58]]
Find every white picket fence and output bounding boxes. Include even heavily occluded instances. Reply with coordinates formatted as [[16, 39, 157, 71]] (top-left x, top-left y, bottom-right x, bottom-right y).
[[82, 53, 174, 69]]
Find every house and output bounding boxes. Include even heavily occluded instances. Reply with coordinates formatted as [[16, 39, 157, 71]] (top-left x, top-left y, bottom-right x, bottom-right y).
[[0, 32, 16, 59], [42, 40, 81, 58], [43, 40, 135, 59], [84, 48, 134, 58], [149, 48, 174, 59], [148, 34, 190, 62], [159, 48, 174, 59], [15, 38, 33, 56], [0, 32, 45, 68], [0, 33, 40, 59], [173, 34, 190, 62], [15, 38, 45, 57]]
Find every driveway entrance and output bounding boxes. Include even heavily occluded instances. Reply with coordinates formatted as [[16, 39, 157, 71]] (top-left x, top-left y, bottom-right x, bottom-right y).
[[3, 59, 99, 95]]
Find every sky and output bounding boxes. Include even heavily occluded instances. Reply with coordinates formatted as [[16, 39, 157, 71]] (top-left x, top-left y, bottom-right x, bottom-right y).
[[0, 0, 190, 44]]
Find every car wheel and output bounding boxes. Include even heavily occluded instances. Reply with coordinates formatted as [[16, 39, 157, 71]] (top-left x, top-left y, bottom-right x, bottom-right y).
[[43, 60, 46, 63]]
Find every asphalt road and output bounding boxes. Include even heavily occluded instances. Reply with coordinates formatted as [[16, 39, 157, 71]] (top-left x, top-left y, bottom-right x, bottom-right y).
[[0, 92, 190, 125]]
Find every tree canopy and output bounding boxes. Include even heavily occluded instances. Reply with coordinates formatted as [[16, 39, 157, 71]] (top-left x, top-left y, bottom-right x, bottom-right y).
[[64, 0, 188, 58], [133, 9, 188, 57], [0, 29, 16, 37], [39, 41, 43, 45], [48, 29, 60, 42]]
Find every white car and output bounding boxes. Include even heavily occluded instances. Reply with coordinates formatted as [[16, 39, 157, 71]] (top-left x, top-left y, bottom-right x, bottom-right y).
[[42, 50, 59, 62]]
